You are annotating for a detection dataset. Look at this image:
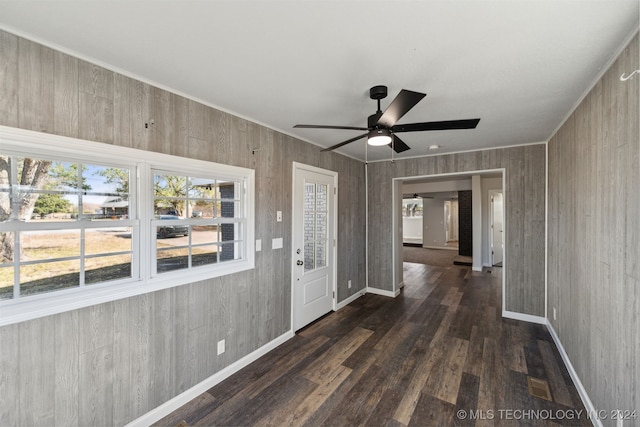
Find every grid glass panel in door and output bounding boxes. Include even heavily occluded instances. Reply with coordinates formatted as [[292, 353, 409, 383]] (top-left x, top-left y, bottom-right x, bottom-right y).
[[303, 182, 329, 272]]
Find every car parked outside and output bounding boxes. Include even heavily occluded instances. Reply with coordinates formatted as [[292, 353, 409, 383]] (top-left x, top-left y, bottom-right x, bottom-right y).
[[156, 215, 189, 238]]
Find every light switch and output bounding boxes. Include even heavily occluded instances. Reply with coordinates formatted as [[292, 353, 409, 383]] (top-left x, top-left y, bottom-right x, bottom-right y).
[[256, 239, 261, 252], [276, 211, 282, 222], [272, 237, 283, 249]]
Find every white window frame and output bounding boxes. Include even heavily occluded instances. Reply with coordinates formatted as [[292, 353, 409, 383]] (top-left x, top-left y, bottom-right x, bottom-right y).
[[0, 125, 255, 326]]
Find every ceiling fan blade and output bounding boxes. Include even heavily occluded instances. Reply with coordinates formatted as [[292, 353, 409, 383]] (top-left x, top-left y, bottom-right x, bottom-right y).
[[389, 134, 411, 153], [392, 118, 480, 133], [294, 124, 369, 131], [320, 132, 368, 152], [377, 89, 426, 128]]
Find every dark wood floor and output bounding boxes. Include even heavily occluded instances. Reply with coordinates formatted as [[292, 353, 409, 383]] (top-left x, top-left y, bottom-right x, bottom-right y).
[[154, 263, 589, 426], [403, 246, 472, 267]]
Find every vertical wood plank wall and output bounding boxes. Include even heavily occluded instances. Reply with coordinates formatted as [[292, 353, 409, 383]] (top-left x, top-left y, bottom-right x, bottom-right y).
[[367, 144, 546, 316], [548, 33, 639, 422], [0, 30, 366, 426]]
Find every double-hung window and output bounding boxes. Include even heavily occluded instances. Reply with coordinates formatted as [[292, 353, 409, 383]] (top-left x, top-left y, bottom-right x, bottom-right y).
[[151, 170, 247, 274], [0, 126, 254, 325], [0, 157, 136, 299]]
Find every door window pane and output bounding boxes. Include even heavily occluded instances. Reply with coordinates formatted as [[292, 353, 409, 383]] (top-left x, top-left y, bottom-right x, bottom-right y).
[[304, 241, 315, 272], [303, 182, 329, 272], [315, 240, 326, 269]]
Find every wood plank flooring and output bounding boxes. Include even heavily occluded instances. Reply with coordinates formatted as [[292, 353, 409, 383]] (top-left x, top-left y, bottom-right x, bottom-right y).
[[154, 263, 589, 426], [402, 246, 472, 267]]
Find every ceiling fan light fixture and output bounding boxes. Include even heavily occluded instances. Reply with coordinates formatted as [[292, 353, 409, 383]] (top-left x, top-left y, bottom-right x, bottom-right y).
[[368, 128, 392, 146]]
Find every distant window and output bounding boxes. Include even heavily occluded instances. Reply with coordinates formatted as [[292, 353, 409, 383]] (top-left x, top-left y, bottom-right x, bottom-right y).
[[402, 197, 423, 217]]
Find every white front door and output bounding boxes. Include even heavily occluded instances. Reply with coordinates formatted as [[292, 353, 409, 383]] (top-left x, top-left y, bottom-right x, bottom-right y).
[[292, 163, 337, 331], [490, 191, 504, 266]]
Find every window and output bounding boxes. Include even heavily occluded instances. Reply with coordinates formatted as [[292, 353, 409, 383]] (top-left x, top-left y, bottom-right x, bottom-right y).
[[402, 197, 423, 217], [152, 171, 246, 274], [0, 157, 135, 300], [0, 126, 254, 325]]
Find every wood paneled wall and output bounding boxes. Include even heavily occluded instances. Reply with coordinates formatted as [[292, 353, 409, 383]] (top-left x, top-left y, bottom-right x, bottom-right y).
[[548, 33, 639, 423], [367, 144, 546, 316], [0, 30, 365, 426]]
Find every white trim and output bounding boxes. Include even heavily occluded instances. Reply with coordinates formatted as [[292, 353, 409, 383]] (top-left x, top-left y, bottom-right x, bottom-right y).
[[0, 126, 252, 180], [544, 142, 549, 320], [337, 289, 366, 310], [501, 171, 507, 313], [366, 286, 400, 298], [391, 179, 403, 295], [502, 310, 546, 325], [365, 163, 369, 290], [488, 189, 504, 267], [0, 125, 255, 326], [125, 330, 294, 427], [396, 168, 506, 182], [545, 321, 601, 427]]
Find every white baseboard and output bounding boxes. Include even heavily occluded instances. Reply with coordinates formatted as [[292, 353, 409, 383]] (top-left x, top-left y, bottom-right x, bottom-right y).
[[504, 312, 598, 426], [337, 289, 366, 309], [338, 285, 401, 309], [366, 286, 401, 298], [545, 321, 600, 427], [502, 310, 546, 324], [126, 330, 294, 427], [422, 245, 458, 251]]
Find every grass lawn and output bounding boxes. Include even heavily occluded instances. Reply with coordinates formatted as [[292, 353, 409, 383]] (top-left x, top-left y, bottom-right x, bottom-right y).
[[0, 228, 218, 299]]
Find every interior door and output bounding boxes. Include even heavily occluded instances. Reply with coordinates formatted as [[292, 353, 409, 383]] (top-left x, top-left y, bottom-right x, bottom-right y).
[[490, 191, 504, 266], [292, 163, 336, 331]]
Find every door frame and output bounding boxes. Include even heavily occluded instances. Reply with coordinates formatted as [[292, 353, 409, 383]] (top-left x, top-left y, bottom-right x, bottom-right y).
[[392, 169, 506, 301], [489, 189, 504, 266], [291, 162, 338, 331]]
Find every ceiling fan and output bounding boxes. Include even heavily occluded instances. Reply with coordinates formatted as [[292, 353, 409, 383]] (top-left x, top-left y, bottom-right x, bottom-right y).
[[294, 85, 480, 153]]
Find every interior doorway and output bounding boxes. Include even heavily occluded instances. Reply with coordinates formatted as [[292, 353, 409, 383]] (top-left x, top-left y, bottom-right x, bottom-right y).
[[393, 170, 505, 297], [444, 200, 459, 246]]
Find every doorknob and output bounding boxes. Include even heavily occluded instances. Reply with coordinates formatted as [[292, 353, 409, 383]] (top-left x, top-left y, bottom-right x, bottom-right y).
[[297, 260, 304, 266]]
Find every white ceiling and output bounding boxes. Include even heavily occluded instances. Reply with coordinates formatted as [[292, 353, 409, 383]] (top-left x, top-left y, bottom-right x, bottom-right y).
[[1, 1, 638, 162]]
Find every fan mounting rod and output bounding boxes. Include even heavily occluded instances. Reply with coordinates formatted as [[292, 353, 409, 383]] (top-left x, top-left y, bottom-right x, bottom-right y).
[[370, 85, 388, 112]]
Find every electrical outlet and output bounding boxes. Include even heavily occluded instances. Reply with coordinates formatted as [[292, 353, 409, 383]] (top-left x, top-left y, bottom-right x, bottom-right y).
[[553, 307, 557, 321], [348, 279, 352, 289], [217, 339, 225, 355]]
